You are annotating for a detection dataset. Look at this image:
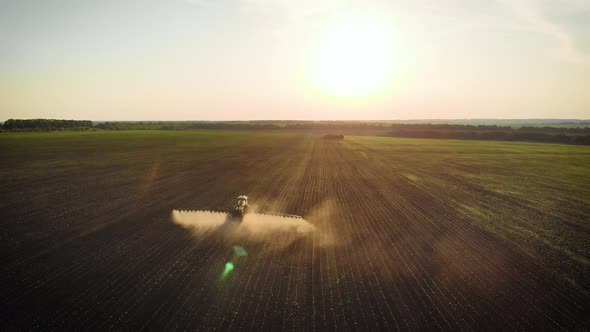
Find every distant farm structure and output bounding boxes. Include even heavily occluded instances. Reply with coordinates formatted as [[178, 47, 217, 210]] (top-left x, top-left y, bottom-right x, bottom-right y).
[[323, 134, 344, 140]]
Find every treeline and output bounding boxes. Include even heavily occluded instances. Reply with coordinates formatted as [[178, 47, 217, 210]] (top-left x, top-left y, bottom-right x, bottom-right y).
[[387, 124, 590, 145], [93, 121, 388, 131], [3, 119, 590, 145], [94, 121, 284, 131], [2, 119, 94, 131]]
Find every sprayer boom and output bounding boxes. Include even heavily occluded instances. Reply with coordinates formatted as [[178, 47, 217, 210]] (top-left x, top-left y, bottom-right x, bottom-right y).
[[173, 195, 303, 224]]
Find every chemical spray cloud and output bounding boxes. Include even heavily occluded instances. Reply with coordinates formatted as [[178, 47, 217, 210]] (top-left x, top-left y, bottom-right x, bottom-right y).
[[171, 210, 315, 249]]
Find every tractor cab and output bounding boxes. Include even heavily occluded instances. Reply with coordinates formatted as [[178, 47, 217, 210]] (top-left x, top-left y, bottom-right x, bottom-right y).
[[236, 195, 248, 207], [232, 195, 249, 220]]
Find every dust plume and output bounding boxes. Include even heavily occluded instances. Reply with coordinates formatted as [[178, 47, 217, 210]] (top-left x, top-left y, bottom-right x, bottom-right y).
[[304, 199, 340, 247], [137, 160, 159, 199], [171, 210, 315, 249]]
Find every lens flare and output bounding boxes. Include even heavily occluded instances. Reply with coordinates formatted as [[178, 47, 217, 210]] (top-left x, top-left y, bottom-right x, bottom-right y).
[[222, 262, 234, 278]]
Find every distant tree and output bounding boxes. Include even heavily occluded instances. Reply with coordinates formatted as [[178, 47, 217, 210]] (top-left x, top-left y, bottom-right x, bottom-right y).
[[385, 123, 590, 145], [2, 119, 94, 131]]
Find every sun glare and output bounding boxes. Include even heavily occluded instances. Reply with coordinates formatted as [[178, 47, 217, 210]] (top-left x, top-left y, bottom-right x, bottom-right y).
[[308, 11, 400, 99]]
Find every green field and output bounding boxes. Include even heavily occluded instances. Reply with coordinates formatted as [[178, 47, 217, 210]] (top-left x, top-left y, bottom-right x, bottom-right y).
[[1, 130, 589, 329]]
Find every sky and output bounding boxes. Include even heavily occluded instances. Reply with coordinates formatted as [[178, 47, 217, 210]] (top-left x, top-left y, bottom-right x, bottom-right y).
[[1, 0, 589, 121]]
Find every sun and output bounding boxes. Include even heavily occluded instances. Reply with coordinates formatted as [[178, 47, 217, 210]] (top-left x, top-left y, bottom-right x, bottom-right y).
[[307, 11, 400, 99]]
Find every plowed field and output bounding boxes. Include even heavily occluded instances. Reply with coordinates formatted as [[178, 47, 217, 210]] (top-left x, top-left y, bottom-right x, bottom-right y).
[[1, 131, 589, 330]]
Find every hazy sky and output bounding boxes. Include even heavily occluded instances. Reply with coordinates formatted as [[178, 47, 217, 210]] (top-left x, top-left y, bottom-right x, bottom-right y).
[[1, 0, 589, 120]]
